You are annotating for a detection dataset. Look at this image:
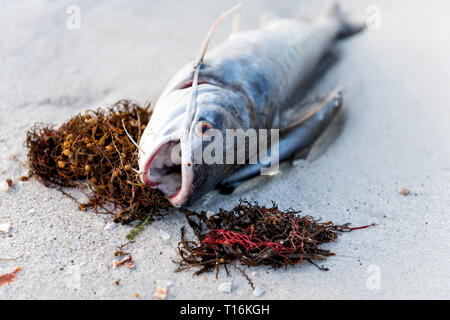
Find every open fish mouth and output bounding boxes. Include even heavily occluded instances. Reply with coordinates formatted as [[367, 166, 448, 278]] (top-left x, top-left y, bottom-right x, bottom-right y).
[[142, 140, 192, 206]]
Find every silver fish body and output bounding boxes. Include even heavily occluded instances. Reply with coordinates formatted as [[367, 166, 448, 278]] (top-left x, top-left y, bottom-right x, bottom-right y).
[[138, 5, 363, 206]]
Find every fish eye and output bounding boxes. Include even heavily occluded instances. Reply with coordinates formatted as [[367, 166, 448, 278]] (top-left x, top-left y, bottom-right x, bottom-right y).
[[195, 120, 213, 137]]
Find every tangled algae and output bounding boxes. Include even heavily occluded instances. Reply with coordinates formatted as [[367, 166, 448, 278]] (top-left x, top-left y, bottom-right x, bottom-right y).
[[177, 201, 373, 275], [26, 100, 170, 223]]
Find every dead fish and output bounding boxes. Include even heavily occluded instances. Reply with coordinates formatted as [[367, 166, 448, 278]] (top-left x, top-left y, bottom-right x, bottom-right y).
[[138, 4, 364, 207]]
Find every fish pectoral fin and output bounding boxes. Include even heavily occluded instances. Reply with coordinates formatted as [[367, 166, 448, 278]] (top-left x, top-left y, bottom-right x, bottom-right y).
[[281, 87, 342, 133], [216, 88, 343, 193]]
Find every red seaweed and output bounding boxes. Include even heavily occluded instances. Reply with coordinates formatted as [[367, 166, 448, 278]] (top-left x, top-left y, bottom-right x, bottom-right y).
[[177, 201, 373, 276]]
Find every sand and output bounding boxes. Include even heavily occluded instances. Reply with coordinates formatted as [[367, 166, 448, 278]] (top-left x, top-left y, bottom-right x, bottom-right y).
[[1, 0, 449, 299]]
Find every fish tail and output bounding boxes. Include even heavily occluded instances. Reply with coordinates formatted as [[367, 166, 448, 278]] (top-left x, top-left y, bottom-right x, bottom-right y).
[[326, 2, 366, 39]]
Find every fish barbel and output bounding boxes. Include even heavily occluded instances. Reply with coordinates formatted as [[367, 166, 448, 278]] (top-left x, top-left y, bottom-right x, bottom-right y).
[[138, 4, 364, 207]]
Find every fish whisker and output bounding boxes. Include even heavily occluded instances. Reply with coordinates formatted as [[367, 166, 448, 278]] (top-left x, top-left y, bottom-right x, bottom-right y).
[[122, 119, 146, 155]]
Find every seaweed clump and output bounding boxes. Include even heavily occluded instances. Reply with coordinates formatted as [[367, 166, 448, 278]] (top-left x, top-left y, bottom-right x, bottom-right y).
[[26, 100, 170, 223], [177, 201, 372, 276]]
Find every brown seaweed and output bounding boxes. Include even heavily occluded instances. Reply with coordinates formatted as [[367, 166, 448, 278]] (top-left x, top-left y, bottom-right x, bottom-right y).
[[26, 99, 170, 223]]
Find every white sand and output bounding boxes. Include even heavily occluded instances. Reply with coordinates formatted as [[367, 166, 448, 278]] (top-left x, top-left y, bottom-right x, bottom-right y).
[[1, 0, 449, 299]]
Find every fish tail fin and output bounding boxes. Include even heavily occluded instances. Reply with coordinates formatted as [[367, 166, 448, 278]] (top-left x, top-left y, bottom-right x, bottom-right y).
[[326, 2, 366, 39]]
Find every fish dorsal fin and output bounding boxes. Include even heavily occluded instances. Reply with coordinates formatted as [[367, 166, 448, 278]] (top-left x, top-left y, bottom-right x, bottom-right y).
[[193, 3, 242, 68]]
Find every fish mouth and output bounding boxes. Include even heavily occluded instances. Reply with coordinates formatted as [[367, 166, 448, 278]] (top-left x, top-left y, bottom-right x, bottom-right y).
[[141, 140, 192, 207]]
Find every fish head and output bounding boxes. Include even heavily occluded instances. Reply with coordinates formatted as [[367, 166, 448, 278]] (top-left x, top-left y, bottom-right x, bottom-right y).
[[139, 84, 248, 207]]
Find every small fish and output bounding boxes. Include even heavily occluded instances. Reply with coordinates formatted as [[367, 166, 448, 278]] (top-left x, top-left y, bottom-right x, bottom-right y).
[[138, 4, 364, 207]]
